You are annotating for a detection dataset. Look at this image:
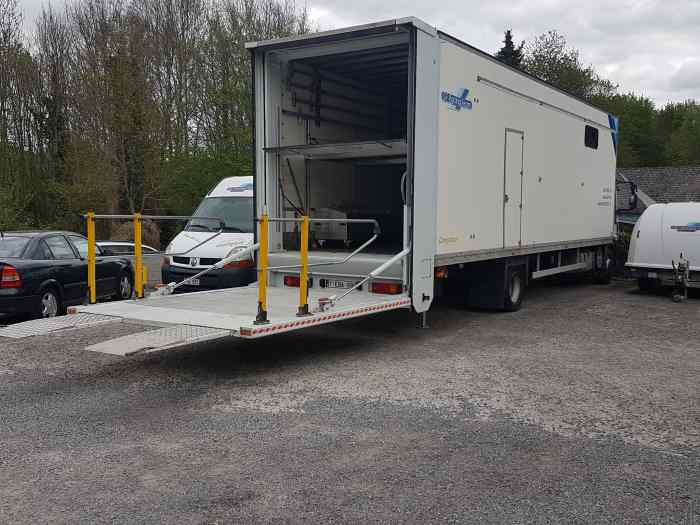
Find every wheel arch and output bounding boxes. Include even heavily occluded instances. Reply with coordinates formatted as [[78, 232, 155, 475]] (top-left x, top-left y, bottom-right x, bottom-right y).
[[38, 278, 64, 299]]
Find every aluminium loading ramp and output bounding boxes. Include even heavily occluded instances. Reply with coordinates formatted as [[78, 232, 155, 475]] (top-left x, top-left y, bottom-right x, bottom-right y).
[[0, 285, 411, 356]]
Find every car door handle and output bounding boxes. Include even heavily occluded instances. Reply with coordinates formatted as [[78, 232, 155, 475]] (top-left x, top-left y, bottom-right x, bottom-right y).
[[504, 194, 510, 203]]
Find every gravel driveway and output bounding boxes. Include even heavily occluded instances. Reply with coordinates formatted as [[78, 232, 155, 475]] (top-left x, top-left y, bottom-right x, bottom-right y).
[[0, 280, 697, 523]]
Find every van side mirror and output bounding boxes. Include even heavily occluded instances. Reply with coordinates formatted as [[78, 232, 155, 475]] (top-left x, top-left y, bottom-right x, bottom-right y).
[[628, 192, 638, 209]]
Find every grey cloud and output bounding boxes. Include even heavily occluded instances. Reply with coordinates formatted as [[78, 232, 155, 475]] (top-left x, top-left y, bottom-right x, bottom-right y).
[[307, 0, 699, 106], [670, 60, 700, 91], [16, 0, 699, 105]]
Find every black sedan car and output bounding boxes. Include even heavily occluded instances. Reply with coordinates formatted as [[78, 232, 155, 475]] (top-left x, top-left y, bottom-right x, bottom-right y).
[[0, 231, 133, 319]]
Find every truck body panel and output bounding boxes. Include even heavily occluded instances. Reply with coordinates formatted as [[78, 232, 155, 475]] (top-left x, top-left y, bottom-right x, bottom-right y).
[[435, 38, 616, 259], [251, 19, 616, 309]]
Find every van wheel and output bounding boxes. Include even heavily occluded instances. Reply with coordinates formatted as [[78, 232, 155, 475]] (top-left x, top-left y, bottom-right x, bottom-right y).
[[504, 266, 525, 311]]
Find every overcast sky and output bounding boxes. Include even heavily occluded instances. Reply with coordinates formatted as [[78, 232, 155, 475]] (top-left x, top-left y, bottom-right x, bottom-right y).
[[19, 0, 700, 106]]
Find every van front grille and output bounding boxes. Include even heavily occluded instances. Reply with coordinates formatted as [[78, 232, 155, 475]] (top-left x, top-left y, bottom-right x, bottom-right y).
[[172, 256, 221, 266]]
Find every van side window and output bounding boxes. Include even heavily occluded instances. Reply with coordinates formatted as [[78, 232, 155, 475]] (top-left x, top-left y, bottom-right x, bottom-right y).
[[585, 125, 599, 149]]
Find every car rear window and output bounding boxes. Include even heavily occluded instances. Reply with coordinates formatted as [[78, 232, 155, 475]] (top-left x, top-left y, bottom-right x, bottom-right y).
[[69, 236, 90, 258], [34, 241, 54, 260], [0, 236, 30, 257], [45, 236, 76, 260]]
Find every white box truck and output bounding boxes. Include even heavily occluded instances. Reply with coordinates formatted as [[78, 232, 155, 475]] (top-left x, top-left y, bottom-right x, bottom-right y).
[[1, 18, 619, 353]]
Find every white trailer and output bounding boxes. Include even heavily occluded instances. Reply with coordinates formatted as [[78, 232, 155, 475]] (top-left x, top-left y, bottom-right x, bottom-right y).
[[626, 203, 700, 290], [0, 17, 618, 353]]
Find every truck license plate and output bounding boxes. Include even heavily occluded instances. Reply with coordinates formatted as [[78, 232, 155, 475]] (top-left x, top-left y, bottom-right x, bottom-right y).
[[321, 279, 358, 289], [188, 278, 200, 286]]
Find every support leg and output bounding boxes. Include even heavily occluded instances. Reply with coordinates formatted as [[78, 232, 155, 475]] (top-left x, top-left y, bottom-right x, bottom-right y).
[[419, 311, 429, 329]]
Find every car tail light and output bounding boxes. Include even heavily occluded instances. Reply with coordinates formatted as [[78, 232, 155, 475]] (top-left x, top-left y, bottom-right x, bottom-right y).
[[0, 265, 22, 289], [224, 259, 254, 269], [371, 282, 402, 295], [284, 275, 300, 287]]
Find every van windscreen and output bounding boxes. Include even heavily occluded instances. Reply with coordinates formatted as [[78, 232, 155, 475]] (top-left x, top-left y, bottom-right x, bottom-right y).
[[187, 197, 254, 233]]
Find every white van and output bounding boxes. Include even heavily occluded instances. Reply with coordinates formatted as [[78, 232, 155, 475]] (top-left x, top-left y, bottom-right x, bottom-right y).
[[162, 176, 255, 291]]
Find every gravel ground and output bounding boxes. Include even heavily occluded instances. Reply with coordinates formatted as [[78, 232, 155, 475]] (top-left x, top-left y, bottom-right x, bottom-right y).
[[0, 280, 698, 524]]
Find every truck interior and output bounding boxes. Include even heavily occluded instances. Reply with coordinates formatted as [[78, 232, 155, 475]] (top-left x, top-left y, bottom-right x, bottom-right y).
[[261, 32, 412, 283]]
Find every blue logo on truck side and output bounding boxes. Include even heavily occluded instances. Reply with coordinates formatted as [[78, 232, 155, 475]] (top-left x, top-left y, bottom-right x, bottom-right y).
[[441, 88, 473, 111], [671, 222, 700, 232]]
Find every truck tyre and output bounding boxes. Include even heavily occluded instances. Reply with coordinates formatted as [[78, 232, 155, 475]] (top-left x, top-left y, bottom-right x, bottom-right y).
[[638, 278, 654, 292], [593, 247, 612, 284], [593, 265, 612, 284], [504, 266, 525, 312]]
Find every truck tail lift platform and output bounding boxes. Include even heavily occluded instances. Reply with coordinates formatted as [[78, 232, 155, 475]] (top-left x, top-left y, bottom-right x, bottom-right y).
[[1, 17, 618, 356], [0, 214, 412, 356], [79, 214, 410, 355]]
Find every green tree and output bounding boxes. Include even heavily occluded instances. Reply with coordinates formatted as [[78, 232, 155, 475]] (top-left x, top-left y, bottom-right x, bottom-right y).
[[522, 30, 617, 101], [669, 103, 700, 166], [593, 93, 662, 168], [495, 29, 524, 68], [655, 101, 700, 165]]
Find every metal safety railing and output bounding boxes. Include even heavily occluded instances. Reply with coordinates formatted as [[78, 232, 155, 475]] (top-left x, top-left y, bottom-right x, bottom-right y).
[[84, 212, 225, 304], [254, 214, 382, 325], [324, 247, 411, 308]]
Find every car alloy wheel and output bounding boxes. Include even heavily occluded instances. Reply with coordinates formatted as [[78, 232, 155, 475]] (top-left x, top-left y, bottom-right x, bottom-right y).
[[41, 291, 59, 318], [119, 275, 132, 299]]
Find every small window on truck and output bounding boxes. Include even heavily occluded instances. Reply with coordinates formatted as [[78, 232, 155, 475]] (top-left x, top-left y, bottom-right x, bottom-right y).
[[585, 125, 599, 149]]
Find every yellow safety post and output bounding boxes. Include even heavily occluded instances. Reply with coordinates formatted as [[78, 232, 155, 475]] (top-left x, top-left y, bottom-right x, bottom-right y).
[[87, 211, 97, 304], [134, 212, 144, 299], [297, 215, 310, 316], [255, 213, 269, 324]]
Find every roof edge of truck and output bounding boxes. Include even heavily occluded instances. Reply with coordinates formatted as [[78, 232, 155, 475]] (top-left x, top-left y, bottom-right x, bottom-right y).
[[245, 16, 615, 120], [436, 31, 615, 119], [244, 17, 435, 51]]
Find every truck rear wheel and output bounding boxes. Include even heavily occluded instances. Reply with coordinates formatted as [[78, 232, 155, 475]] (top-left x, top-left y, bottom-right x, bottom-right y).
[[504, 266, 525, 311], [638, 277, 655, 292], [593, 247, 612, 284]]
